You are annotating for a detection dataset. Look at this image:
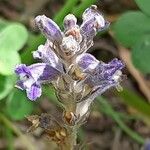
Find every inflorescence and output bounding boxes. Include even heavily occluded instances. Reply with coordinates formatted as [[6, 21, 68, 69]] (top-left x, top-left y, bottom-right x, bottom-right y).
[[15, 5, 124, 125]]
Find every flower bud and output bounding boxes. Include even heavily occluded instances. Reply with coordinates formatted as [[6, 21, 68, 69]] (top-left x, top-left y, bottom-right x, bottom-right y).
[[35, 15, 63, 44], [60, 35, 80, 55], [63, 14, 77, 30]]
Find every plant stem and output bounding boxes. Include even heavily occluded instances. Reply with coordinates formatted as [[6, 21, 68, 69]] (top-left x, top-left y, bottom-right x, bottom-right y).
[[60, 126, 77, 150]]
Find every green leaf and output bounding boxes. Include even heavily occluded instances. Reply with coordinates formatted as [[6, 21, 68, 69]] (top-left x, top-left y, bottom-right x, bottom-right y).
[[132, 34, 150, 73], [0, 23, 28, 75], [112, 11, 150, 47], [6, 89, 34, 120], [135, 0, 150, 16], [0, 51, 20, 75], [0, 75, 16, 100], [0, 23, 28, 52], [0, 19, 9, 31]]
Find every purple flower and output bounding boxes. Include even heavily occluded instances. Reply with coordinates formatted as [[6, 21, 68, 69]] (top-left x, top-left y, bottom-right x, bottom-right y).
[[33, 41, 64, 72], [63, 14, 77, 30], [78, 5, 109, 54], [35, 15, 63, 44], [34, 5, 109, 60], [15, 63, 61, 100], [76, 53, 124, 90], [80, 5, 108, 40], [74, 53, 124, 117], [75, 53, 99, 73], [15, 5, 125, 122]]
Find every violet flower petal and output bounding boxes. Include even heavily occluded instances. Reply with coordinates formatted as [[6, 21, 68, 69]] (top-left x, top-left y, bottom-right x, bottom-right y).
[[28, 63, 61, 82], [33, 42, 64, 72], [15, 63, 61, 100], [15, 64, 31, 77], [82, 5, 107, 30], [38, 64, 62, 81], [80, 5, 106, 39], [15, 80, 25, 90], [80, 17, 97, 39], [83, 58, 124, 87], [15, 63, 61, 83], [63, 14, 77, 30], [75, 53, 99, 72], [26, 83, 42, 101], [35, 15, 63, 44], [103, 58, 125, 80]]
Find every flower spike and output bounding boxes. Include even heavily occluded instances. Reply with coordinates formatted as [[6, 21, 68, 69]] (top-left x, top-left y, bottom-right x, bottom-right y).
[[15, 5, 124, 124]]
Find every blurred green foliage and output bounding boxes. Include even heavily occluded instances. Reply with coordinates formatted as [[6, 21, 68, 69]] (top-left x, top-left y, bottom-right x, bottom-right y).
[[0, 23, 28, 75], [6, 89, 34, 120], [112, 0, 150, 74], [112, 11, 150, 47], [0, 75, 16, 100], [132, 35, 150, 73], [135, 0, 150, 16]]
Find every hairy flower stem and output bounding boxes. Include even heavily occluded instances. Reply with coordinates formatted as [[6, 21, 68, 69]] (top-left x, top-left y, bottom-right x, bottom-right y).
[[59, 126, 77, 150]]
